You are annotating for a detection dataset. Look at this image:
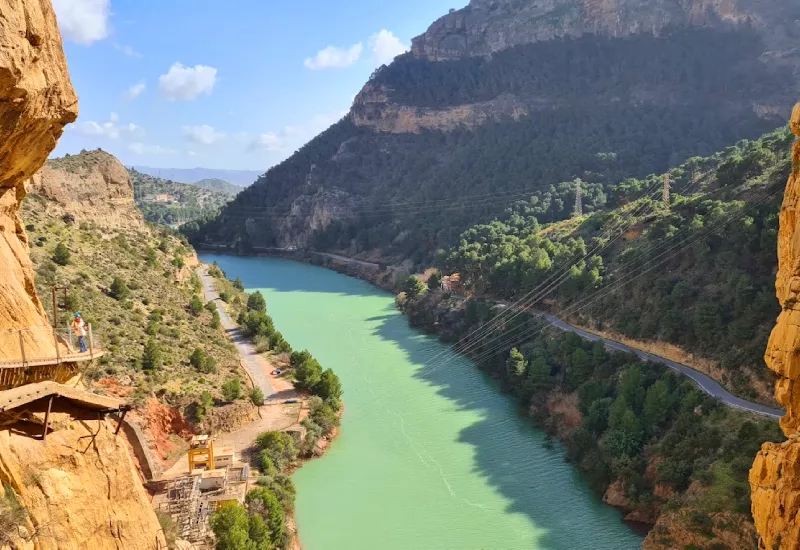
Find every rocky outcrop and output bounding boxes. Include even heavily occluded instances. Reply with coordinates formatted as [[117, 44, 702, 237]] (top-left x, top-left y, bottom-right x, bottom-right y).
[[0, 412, 165, 549], [750, 104, 800, 549], [269, 187, 361, 249], [411, 0, 798, 71], [352, 84, 530, 133], [0, 0, 78, 358], [27, 150, 144, 229]]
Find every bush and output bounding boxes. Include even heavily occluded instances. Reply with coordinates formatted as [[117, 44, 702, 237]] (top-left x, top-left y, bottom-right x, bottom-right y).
[[190, 348, 217, 373], [233, 277, 245, 291], [403, 275, 426, 298], [254, 431, 298, 471], [141, 339, 162, 371], [53, 242, 71, 266], [189, 294, 203, 317], [250, 387, 265, 406], [205, 301, 217, 313], [210, 310, 221, 329], [308, 396, 340, 436], [172, 256, 185, 269], [219, 290, 231, 303], [315, 369, 343, 405], [222, 379, 243, 402], [247, 291, 267, 312], [109, 277, 130, 301], [194, 391, 214, 423], [269, 331, 291, 354]]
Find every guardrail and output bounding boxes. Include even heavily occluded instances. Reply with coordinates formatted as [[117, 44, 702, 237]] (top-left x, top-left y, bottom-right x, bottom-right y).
[[0, 325, 100, 367]]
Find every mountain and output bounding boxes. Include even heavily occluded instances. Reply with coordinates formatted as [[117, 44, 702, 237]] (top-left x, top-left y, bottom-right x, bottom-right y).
[[130, 166, 262, 187], [192, 0, 800, 262], [194, 177, 242, 195], [129, 168, 235, 226]]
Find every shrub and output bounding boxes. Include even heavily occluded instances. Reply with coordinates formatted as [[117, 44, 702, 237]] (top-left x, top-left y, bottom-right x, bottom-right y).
[[250, 387, 265, 406], [254, 431, 298, 471], [190, 348, 217, 373], [247, 291, 267, 313], [109, 277, 130, 301], [269, 331, 291, 354], [219, 290, 231, 303], [233, 277, 245, 291], [194, 391, 214, 423], [210, 310, 221, 329], [172, 256, 185, 269], [403, 275, 426, 298], [53, 242, 71, 266], [222, 379, 242, 402], [141, 339, 162, 371], [189, 294, 203, 317], [315, 369, 343, 406], [205, 301, 217, 313]]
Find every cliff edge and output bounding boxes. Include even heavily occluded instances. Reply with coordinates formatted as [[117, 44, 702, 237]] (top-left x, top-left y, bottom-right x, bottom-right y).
[[0, 0, 77, 356], [750, 104, 800, 548]]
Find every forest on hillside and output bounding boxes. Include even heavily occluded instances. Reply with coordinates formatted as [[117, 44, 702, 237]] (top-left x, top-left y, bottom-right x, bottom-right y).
[[189, 27, 785, 261], [443, 127, 794, 401]]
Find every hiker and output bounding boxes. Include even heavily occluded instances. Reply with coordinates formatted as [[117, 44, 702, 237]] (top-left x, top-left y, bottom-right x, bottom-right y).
[[72, 313, 88, 353]]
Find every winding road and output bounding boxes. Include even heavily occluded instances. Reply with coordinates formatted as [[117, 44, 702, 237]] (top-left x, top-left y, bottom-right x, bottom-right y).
[[197, 266, 275, 398]]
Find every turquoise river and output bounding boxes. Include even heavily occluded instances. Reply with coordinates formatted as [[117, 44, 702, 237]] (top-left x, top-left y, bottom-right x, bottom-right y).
[[202, 255, 644, 550]]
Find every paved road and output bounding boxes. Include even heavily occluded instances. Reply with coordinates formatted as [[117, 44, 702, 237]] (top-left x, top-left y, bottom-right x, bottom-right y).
[[494, 304, 782, 418], [197, 266, 275, 397]]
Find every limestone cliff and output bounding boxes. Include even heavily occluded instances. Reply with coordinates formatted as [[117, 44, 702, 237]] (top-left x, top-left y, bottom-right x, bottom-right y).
[[352, 0, 799, 135], [0, 0, 78, 357], [27, 150, 144, 229], [750, 104, 800, 548], [0, 412, 164, 550]]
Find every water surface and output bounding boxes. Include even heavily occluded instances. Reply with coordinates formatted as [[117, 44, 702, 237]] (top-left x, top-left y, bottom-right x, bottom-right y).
[[202, 255, 643, 550]]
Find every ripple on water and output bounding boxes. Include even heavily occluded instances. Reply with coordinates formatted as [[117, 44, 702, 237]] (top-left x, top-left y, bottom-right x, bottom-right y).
[[202, 255, 644, 550]]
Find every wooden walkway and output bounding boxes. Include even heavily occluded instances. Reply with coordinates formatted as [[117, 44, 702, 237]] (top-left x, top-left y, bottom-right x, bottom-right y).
[[0, 349, 104, 369], [0, 381, 122, 413]]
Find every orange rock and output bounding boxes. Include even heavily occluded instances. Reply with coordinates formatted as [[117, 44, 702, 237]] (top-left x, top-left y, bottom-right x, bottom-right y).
[[751, 104, 800, 548], [0, 0, 77, 358]]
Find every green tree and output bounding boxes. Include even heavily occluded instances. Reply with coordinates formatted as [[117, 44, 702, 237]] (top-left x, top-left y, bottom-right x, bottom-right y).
[[189, 294, 204, 317], [246, 487, 287, 548], [222, 379, 243, 402], [314, 369, 343, 404], [506, 347, 527, 379], [205, 301, 217, 313], [141, 339, 162, 371], [403, 276, 426, 298], [172, 256, 186, 269], [195, 391, 214, 423], [233, 277, 245, 291], [247, 291, 267, 313], [427, 271, 442, 291], [250, 387, 265, 407], [190, 348, 217, 373], [53, 242, 71, 266], [254, 431, 298, 471], [145, 247, 158, 267], [211, 310, 221, 329], [210, 503, 251, 550], [109, 277, 130, 301], [294, 356, 323, 392], [643, 379, 670, 434]]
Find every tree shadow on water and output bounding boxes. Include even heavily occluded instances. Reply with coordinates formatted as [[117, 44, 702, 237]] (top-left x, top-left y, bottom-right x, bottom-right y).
[[368, 311, 641, 550]]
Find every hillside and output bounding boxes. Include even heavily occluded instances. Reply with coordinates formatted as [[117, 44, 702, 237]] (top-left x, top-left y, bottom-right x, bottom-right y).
[[24, 153, 255, 469], [130, 167, 235, 227], [131, 165, 261, 187], [443, 125, 794, 403], [191, 0, 798, 262]]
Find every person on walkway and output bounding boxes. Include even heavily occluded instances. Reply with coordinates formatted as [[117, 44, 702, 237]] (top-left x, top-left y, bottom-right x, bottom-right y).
[[72, 313, 88, 353]]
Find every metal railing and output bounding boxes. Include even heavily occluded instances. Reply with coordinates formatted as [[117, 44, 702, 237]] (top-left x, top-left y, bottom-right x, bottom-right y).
[[0, 325, 100, 367]]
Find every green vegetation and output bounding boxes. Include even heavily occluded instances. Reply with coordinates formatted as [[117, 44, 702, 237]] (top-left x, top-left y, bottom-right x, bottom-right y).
[[190, 347, 217, 374], [402, 293, 782, 544], [52, 242, 70, 266], [222, 379, 243, 402], [250, 387, 265, 406], [22, 193, 242, 417], [130, 168, 235, 228], [443, 127, 794, 401], [189, 28, 783, 263]]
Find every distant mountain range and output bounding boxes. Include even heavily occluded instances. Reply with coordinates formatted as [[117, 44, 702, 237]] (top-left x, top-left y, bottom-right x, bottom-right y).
[[129, 166, 263, 187]]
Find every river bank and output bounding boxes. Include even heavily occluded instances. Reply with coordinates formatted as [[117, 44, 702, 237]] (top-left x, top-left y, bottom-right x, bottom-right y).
[[197, 262, 345, 549], [202, 254, 645, 550]]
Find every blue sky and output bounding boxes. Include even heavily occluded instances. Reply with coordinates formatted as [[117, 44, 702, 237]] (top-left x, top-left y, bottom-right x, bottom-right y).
[[52, 0, 461, 170]]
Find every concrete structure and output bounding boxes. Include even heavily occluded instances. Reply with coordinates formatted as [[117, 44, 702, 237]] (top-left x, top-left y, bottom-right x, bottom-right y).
[[215, 445, 235, 468], [188, 434, 215, 471], [199, 469, 227, 491]]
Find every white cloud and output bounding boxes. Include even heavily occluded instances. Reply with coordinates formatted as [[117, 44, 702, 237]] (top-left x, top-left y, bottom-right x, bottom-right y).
[[304, 43, 363, 70], [115, 44, 143, 58], [250, 111, 346, 154], [124, 82, 146, 101], [369, 30, 408, 66], [128, 143, 176, 155], [72, 112, 143, 140], [188, 151, 198, 157], [182, 125, 226, 145], [53, 0, 111, 45], [158, 63, 217, 101]]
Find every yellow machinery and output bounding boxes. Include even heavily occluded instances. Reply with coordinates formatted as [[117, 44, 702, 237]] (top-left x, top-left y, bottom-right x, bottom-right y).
[[188, 434, 215, 471]]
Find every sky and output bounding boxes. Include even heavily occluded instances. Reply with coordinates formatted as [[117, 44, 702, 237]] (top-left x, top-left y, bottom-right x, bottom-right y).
[[51, 0, 462, 170]]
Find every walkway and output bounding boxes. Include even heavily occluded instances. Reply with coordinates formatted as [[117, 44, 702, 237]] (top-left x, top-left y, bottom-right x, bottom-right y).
[[197, 266, 274, 398]]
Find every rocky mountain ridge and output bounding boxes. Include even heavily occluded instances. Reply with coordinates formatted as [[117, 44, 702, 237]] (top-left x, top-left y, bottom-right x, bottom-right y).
[[750, 104, 800, 548]]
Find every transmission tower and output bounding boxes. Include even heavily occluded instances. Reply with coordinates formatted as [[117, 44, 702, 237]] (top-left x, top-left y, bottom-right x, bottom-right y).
[[663, 173, 670, 209], [573, 179, 583, 217]]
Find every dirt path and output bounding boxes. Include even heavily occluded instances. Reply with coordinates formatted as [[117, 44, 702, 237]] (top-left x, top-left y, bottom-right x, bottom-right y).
[[197, 265, 275, 397]]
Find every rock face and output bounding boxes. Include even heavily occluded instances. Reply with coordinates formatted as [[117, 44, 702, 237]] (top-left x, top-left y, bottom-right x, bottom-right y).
[[411, 0, 798, 69], [27, 150, 144, 229], [750, 104, 800, 549], [0, 413, 165, 549], [0, 0, 78, 358]]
